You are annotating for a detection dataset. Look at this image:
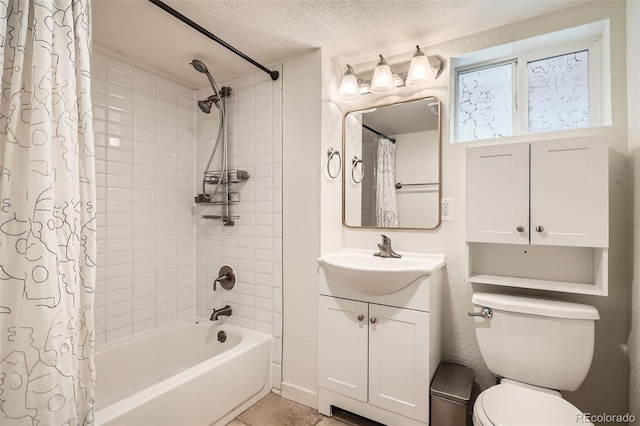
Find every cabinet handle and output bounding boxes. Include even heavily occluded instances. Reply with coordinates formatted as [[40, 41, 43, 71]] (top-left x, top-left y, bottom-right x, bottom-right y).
[[370, 317, 377, 324], [535, 225, 545, 233], [516, 226, 525, 232], [357, 315, 364, 322]]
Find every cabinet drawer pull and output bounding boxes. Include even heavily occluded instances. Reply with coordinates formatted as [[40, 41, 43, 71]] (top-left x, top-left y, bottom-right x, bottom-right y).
[[370, 317, 377, 324], [535, 225, 545, 233], [516, 226, 525, 232], [357, 315, 364, 322]]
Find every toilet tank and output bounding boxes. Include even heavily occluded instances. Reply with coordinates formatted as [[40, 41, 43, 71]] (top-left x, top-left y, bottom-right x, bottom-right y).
[[471, 293, 599, 392]]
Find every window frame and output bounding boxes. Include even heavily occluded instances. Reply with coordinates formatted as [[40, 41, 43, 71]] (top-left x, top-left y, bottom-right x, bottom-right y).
[[453, 38, 602, 143]]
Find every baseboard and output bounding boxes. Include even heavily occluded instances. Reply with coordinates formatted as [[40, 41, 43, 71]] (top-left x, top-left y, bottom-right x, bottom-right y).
[[280, 382, 318, 409]]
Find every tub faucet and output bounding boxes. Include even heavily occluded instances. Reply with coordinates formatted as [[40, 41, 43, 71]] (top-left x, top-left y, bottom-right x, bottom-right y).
[[374, 234, 401, 258], [210, 305, 232, 321]]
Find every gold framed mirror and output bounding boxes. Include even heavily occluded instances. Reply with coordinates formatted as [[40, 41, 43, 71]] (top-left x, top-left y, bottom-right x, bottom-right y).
[[342, 96, 442, 230]]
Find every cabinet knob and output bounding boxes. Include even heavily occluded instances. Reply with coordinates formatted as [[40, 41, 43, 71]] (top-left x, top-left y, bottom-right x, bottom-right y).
[[516, 226, 525, 232], [535, 225, 545, 233], [357, 315, 364, 322], [370, 317, 377, 324]]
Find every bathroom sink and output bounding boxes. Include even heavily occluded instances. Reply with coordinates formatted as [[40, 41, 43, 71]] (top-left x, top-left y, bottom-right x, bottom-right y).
[[318, 249, 445, 295]]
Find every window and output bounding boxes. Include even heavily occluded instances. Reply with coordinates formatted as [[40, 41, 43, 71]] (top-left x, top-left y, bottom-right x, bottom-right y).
[[457, 62, 514, 141], [527, 50, 590, 132], [452, 21, 609, 143]]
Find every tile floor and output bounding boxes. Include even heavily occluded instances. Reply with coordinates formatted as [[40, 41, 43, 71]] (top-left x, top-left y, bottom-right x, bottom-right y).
[[227, 393, 383, 426]]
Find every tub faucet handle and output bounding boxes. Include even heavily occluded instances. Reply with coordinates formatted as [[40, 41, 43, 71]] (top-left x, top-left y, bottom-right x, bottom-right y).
[[213, 265, 236, 291]]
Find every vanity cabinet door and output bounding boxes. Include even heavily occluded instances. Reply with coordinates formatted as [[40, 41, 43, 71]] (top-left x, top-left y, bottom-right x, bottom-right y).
[[466, 143, 530, 244], [530, 137, 608, 247], [318, 295, 368, 402], [368, 304, 430, 422]]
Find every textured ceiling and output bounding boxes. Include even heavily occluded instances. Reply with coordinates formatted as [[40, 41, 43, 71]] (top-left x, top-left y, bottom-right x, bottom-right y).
[[91, 0, 585, 89]]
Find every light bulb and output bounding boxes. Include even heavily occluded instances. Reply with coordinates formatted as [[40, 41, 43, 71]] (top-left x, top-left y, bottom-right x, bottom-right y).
[[370, 55, 395, 93], [338, 64, 361, 102], [406, 45, 435, 86]]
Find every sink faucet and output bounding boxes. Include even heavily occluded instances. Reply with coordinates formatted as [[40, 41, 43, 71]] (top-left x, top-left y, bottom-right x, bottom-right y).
[[210, 305, 232, 321], [374, 234, 402, 258]]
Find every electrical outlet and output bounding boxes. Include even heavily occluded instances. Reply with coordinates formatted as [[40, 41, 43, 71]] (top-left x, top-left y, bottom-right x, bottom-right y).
[[442, 198, 454, 221]]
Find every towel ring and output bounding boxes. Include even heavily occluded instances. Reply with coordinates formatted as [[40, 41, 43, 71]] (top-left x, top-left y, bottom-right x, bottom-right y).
[[327, 147, 341, 179], [351, 156, 364, 183]]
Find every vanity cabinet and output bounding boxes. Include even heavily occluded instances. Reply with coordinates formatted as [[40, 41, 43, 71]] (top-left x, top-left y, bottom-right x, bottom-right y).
[[465, 136, 609, 295], [319, 296, 429, 421], [317, 251, 444, 426]]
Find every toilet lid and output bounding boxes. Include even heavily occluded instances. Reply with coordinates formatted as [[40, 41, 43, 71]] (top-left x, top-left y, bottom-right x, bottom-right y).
[[480, 383, 589, 426]]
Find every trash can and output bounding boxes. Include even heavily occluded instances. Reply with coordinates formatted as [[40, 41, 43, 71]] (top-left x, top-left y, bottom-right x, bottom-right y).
[[430, 362, 476, 426]]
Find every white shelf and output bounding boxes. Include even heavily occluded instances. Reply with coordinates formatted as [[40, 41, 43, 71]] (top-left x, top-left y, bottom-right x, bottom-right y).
[[465, 243, 608, 296], [468, 273, 605, 296]]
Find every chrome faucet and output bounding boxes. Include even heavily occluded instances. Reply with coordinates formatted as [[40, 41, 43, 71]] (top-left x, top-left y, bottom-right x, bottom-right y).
[[210, 305, 232, 321], [374, 234, 401, 258]]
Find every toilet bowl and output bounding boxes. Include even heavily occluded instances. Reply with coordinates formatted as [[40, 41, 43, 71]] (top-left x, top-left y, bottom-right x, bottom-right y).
[[472, 380, 592, 426], [470, 292, 599, 426]]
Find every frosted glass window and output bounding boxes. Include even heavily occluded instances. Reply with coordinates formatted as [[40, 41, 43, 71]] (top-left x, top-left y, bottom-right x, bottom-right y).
[[528, 50, 590, 132], [457, 63, 513, 142]]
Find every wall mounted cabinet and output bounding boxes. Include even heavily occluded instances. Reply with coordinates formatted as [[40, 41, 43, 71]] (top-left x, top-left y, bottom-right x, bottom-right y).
[[465, 136, 609, 295]]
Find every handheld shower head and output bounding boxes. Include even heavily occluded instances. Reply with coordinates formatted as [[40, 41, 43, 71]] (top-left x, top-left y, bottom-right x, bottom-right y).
[[191, 59, 209, 74]]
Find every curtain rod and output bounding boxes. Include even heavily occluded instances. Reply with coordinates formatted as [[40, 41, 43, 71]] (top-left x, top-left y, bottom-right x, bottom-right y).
[[148, 0, 279, 81], [363, 124, 396, 143]]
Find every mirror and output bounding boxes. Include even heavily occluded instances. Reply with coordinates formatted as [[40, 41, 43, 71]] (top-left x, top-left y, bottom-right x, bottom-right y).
[[343, 96, 441, 229]]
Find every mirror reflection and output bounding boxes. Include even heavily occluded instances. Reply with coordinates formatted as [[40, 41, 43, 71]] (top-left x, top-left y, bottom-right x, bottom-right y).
[[343, 96, 441, 229]]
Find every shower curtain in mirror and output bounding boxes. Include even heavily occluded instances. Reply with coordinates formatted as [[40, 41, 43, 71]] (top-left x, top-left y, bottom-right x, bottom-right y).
[[375, 137, 399, 227], [0, 1, 96, 425]]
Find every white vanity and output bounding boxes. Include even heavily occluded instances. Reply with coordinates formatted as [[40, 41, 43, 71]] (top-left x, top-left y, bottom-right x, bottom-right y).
[[317, 249, 445, 426]]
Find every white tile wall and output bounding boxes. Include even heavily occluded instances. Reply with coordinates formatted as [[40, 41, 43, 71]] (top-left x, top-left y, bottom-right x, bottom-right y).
[[194, 68, 283, 390], [93, 51, 282, 389], [92, 51, 196, 345]]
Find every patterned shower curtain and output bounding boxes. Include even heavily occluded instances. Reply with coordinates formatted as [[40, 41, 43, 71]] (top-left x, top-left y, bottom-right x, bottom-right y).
[[0, 1, 96, 425], [375, 136, 399, 227]]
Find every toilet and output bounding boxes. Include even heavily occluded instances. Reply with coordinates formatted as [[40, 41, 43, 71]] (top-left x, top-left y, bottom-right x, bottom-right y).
[[470, 292, 599, 426]]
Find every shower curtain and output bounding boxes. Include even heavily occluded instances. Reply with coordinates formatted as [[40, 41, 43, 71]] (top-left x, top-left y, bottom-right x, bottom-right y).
[[375, 136, 399, 227], [0, 1, 96, 425]]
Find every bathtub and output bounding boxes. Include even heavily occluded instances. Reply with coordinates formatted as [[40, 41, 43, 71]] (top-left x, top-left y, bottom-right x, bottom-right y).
[[95, 319, 272, 426]]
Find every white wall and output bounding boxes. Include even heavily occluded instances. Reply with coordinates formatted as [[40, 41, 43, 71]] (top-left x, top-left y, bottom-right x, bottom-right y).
[[194, 67, 283, 390], [395, 130, 439, 228], [92, 51, 196, 345], [319, 0, 631, 417], [627, 0, 640, 419], [281, 49, 323, 406]]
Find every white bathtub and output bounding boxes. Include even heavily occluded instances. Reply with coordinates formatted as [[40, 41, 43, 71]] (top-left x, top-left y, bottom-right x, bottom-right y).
[[95, 319, 272, 426]]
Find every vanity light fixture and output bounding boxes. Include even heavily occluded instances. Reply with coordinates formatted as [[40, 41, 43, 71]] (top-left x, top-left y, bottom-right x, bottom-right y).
[[406, 45, 435, 86], [337, 46, 443, 102], [338, 64, 361, 102], [370, 55, 395, 93]]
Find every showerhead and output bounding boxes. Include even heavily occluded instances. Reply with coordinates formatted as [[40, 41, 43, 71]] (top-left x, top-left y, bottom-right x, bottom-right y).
[[198, 98, 213, 114], [197, 95, 222, 114], [191, 59, 209, 74]]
